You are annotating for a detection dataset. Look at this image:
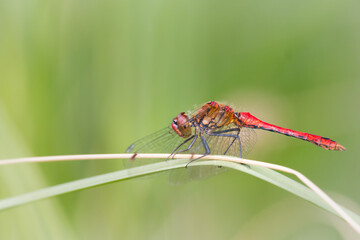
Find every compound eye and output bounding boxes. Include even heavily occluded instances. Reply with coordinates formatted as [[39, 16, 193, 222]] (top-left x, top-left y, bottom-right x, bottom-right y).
[[171, 113, 191, 138], [171, 118, 182, 136]]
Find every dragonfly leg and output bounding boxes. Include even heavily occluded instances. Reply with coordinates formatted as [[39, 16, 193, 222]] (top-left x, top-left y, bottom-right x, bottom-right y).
[[209, 130, 249, 168], [210, 128, 242, 157], [170, 135, 199, 159], [185, 133, 210, 168], [169, 135, 196, 159], [211, 128, 241, 134]]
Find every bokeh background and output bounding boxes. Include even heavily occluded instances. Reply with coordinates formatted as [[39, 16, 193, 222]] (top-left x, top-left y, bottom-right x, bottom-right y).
[[0, 0, 359, 239]]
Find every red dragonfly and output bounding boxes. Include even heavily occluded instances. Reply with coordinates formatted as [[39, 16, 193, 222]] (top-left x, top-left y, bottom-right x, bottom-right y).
[[126, 101, 345, 180]]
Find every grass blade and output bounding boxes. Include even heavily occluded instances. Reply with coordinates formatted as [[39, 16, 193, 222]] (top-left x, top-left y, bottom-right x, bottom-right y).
[[0, 154, 359, 235]]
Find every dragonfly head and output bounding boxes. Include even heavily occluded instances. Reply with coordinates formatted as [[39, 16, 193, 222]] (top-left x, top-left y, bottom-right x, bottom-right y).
[[172, 112, 192, 138]]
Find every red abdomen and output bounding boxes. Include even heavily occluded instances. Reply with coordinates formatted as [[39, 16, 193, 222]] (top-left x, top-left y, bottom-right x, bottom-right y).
[[236, 112, 346, 151]]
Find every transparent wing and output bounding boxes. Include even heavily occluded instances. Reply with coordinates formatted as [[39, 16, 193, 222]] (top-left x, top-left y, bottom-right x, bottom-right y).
[[204, 125, 257, 158], [168, 125, 257, 184], [125, 127, 185, 168], [124, 124, 257, 183]]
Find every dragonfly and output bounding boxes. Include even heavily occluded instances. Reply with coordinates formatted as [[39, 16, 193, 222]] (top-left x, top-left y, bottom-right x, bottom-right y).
[[126, 101, 345, 182]]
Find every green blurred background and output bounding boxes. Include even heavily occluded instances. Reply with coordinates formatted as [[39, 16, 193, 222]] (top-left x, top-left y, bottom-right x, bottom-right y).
[[0, 0, 359, 239]]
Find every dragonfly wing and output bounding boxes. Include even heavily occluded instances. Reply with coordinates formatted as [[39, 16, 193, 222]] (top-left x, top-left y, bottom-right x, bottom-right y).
[[125, 127, 185, 168], [124, 124, 257, 183], [125, 126, 230, 183], [204, 125, 257, 158], [168, 125, 258, 184], [168, 165, 228, 185]]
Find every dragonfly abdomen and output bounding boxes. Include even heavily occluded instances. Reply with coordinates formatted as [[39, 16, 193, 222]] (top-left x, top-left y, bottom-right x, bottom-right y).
[[236, 112, 346, 151]]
